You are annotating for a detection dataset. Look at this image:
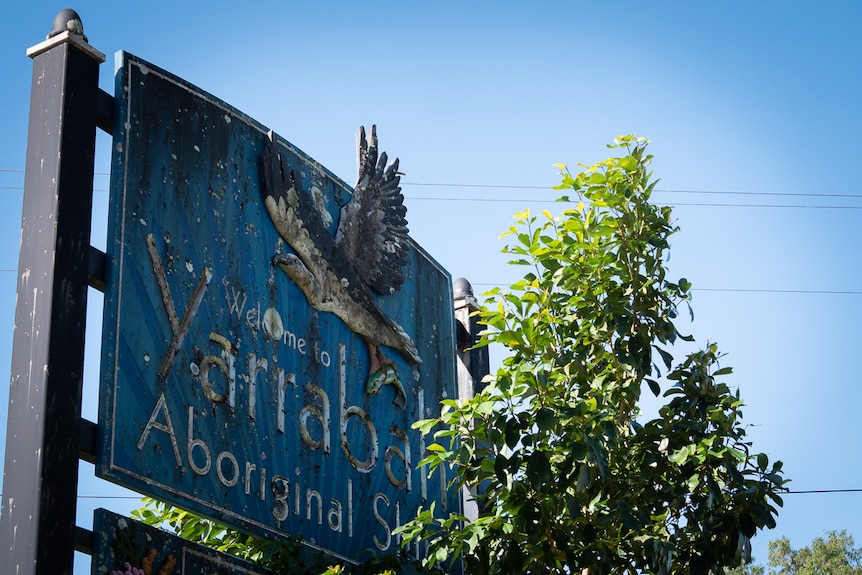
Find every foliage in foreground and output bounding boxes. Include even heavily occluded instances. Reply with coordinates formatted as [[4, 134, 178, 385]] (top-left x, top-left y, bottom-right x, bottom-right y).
[[132, 497, 431, 574], [132, 136, 788, 574], [728, 530, 862, 575], [395, 135, 788, 574]]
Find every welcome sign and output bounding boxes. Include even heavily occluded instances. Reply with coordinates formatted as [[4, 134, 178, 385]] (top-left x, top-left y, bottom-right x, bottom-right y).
[[98, 52, 459, 561]]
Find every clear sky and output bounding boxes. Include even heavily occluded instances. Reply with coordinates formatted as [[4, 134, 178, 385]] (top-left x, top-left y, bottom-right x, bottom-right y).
[[1, 1, 861, 572]]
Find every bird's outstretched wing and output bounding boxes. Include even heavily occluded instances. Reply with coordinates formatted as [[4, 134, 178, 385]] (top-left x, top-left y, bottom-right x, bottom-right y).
[[335, 125, 409, 295]]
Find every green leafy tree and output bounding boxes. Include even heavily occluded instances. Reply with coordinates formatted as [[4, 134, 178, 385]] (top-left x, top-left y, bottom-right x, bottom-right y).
[[766, 531, 862, 575], [727, 531, 862, 575], [396, 136, 788, 574]]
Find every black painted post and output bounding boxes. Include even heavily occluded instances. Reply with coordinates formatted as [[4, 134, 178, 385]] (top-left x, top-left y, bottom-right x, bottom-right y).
[[453, 277, 490, 399], [0, 10, 103, 575], [453, 277, 490, 522]]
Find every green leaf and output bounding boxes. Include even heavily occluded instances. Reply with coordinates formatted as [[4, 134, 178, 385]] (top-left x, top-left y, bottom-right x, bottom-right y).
[[526, 450, 552, 488], [571, 442, 588, 461], [505, 418, 522, 450], [687, 473, 700, 493], [588, 171, 606, 185], [618, 156, 638, 171], [413, 418, 439, 434], [495, 453, 509, 485], [750, 503, 777, 529], [669, 448, 689, 465], [655, 347, 674, 371], [536, 407, 556, 432], [727, 447, 747, 462]]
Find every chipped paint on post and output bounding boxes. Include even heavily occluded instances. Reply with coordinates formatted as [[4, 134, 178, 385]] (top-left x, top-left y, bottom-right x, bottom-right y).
[[98, 53, 459, 561], [0, 12, 104, 575]]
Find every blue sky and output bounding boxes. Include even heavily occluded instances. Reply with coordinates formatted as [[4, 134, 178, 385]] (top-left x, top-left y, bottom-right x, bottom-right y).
[[1, 1, 861, 572]]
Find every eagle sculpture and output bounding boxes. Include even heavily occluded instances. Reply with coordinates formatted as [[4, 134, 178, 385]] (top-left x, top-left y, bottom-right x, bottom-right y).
[[260, 127, 421, 408]]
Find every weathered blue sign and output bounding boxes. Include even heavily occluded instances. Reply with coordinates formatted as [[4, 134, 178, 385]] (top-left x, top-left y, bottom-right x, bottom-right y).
[[98, 52, 459, 562], [92, 508, 270, 575]]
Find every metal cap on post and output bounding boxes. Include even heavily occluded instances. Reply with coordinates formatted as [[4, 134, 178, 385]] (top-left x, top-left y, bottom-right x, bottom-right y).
[[26, 9, 104, 61], [48, 8, 88, 41], [0, 9, 103, 575]]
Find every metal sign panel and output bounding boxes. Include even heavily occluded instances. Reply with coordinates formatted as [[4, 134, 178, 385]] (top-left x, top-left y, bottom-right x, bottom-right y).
[[92, 509, 270, 575], [98, 52, 458, 561]]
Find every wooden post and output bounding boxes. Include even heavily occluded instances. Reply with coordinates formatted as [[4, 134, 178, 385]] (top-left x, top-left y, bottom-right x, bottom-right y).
[[0, 9, 103, 575]]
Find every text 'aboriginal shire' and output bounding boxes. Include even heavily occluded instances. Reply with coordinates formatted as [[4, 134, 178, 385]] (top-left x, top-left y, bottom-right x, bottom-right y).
[[134, 280, 448, 553]]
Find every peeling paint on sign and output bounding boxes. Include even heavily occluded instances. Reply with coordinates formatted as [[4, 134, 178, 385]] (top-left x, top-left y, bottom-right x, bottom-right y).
[[98, 52, 459, 562]]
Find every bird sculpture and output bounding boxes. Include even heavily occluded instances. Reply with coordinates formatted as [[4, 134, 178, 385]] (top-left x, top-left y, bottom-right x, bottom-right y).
[[260, 126, 421, 408]]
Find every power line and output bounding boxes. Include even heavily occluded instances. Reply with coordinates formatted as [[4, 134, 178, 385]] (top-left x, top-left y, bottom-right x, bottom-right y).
[[404, 196, 862, 210], [0, 269, 856, 296], [786, 488, 862, 494], [405, 181, 862, 200], [4, 167, 862, 204], [469, 284, 862, 296], [2, 182, 860, 208], [2, 169, 861, 201], [0, 269, 859, 296], [693, 287, 862, 295]]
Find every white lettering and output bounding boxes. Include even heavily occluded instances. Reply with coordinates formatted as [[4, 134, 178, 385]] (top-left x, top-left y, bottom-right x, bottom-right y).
[[216, 450, 240, 487], [245, 302, 261, 331], [137, 393, 182, 468], [300, 383, 331, 454], [277, 370, 295, 433], [347, 479, 353, 537], [199, 333, 236, 407], [187, 407, 212, 475], [271, 475, 289, 521], [327, 499, 343, 533], [224, 281, 248, 320], [246, 354, 267, 421], [372, 493, 391, 551], [294, 474, 301, 516], [385, 424, 411, 491], [280, 328, 311, 356], [339, 344, 379, 472], [306, 488, 323, 523], [245, 461, 266, 500]]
